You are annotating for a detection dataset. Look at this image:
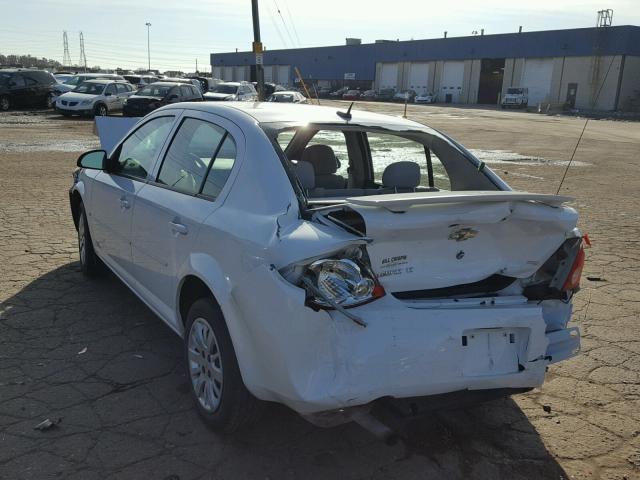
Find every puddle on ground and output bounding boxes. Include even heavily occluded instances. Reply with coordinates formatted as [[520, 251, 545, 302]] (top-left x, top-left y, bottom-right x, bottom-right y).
[[0, 140, 100, 153], [471, 149, 590, 167]]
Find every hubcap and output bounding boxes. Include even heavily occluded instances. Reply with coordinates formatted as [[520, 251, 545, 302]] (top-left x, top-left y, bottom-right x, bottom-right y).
[[188, 318, 223, 412], [98, 106, 107, 116], [78, 214, 86, 265]]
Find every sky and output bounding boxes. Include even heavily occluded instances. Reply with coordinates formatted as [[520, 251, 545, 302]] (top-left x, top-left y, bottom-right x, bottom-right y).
[[1, 0, 639, 73]]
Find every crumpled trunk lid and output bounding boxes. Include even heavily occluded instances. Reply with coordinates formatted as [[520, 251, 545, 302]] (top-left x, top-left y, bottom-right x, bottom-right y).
[[341, 191, 578, 294]]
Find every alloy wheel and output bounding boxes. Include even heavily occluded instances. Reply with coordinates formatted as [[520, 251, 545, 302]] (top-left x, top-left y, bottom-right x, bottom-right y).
[[188, 318, 223, 412]]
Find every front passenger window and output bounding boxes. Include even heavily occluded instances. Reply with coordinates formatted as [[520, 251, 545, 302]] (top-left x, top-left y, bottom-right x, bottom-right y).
[[113, 116, 174, 180]]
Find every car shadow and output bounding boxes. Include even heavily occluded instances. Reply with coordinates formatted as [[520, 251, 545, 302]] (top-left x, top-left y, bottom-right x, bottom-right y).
[[0, 262, 569, 479]]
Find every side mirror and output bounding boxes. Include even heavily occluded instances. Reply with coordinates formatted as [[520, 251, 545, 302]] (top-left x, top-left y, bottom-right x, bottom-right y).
[[77, 149, 107, 170]]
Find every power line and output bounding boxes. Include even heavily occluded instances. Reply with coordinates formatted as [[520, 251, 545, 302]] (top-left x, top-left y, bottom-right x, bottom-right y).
[[272, 0, 296, 47], [282, 0, 301, 46], [266, 2, 288, 48]]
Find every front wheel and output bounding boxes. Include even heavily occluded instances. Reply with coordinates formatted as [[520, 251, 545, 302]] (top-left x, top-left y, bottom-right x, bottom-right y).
[[78, 204, 102, 276], [185, 298, 262, 433], [46, 94, 55, 109], [94, 104, 108, 116]]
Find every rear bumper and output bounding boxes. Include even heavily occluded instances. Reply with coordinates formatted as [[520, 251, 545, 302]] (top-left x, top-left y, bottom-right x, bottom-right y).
[[231, 266, 580, 414]]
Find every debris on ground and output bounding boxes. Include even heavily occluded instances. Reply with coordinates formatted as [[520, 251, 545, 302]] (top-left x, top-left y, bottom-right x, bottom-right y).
[[77, 347, 87, 355], [34, 418, 61, 431], [133, 354, 144, 359], [543, 405, 552, 414], [587, 276, 606, 282]]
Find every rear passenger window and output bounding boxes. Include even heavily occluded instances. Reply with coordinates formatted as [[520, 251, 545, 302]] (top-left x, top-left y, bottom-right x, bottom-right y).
[[201, 135, 236, 199], [367, 133, 450, 190], [157, 118, 226, 195], [180, 86, 192, 98], [116, 84, 128, 94]]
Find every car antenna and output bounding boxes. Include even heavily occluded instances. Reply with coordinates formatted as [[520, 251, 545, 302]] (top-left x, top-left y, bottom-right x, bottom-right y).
[[336, 102, 354, 120]]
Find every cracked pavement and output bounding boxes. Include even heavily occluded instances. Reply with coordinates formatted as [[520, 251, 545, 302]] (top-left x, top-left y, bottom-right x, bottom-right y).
[[1, 106, 639, 479]]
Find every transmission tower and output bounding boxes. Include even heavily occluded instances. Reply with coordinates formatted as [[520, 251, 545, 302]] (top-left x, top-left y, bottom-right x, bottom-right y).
[[79, 32, 87, 72], [62, 31, 71, 67]]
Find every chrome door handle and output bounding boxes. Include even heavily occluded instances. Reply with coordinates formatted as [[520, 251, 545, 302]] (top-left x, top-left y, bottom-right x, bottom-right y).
[[169, 221, 188, 235], [120, 197, 130, 209]]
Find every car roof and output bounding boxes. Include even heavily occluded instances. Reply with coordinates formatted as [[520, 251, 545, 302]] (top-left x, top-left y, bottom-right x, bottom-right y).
[[83, 79, 125, 84], [146, 81, 181, 87], [161, 102, 428, 130]]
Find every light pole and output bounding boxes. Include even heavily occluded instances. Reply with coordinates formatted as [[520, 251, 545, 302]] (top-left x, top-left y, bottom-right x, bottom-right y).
[[145, 22, 152, 72]]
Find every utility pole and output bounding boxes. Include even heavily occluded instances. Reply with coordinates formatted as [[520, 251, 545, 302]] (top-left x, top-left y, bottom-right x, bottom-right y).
[[251, 0, 265, 101], [145, 22, 152, 71], [196, 58, 198, 73]]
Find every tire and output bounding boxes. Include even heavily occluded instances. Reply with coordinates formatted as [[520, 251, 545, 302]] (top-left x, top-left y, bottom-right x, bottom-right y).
[[184, 297, 262, 433], [0, 95, 9, 111], [46, 94, 55, 109], [94, 103, 108, 117], [77, 203, 102, 276]]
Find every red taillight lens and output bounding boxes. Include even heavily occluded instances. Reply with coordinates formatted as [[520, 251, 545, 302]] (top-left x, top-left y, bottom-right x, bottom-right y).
[[562, 243, 585, 291]]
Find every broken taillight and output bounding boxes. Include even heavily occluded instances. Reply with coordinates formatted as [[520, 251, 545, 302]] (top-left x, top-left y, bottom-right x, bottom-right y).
[[561, 242, 585, 291]]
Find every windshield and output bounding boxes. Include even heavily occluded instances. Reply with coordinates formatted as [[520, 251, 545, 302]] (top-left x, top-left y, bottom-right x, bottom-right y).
[[212, 84, 238, 94], [507, 88, 524, 94], [64, 76, 86, 86], [269, 94, 294, 102], [73, 82, 106, 95], [137, 84, 171, 97], [0, 72, 11, 84]]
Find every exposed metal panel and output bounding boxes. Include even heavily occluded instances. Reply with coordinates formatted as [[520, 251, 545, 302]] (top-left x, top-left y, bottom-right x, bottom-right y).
[[263, 65, 274, 83], [277, 65, 291, 86], [380, 63, 398, 89], [522, 58, 554, 104], [441, 61, 465, 103], [222, 66, 233, 81], [408, 63, 429, 93]]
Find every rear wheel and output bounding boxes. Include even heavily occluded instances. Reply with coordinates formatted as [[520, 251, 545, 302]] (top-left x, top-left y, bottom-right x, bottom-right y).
[[46, 93, 55, 109], [0, 95, 9, 111], [184, 298, 262, 433], [94, 103, 108, 117]]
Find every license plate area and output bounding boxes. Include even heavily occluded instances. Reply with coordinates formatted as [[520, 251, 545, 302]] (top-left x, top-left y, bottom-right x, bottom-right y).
[[461, 328, 528, 377]]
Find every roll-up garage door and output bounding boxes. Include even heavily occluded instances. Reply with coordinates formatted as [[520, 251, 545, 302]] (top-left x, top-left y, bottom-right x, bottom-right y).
[[522, 58, 554, 105], [441, 61, 465, 103], [212, 66, 222, 80], [408, 63, 429, 94], [379, 63, 399, 90], [263, 65, 274, 83], [222, 66, 233, 81], [277, 65, 290, 86], [234, 66, 247, 82]]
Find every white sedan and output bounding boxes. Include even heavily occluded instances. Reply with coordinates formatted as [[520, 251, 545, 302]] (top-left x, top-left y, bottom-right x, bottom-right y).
[[70, 102, 584, 435], [56, 79, 135, 117], [267, 91, 308, 103]]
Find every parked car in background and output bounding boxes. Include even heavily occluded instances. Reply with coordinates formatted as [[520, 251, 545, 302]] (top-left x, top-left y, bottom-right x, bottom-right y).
[[162, 77, 204, 93], [122, 81, 203, 117], [415, 92, 436, 104], [0, 69, 57, 111], [394, 89, 417, 102], [123, 75, 160, 90], [251, 82, 285, 97], [71, 102, 584, 435], [361, 89, 377, 100], [502, 87, 529, 109], [376, 88, 396, 102], [267, 91, 307, 103], [52, 73, 125, 99], [317, 86, 332, 98], [329, 86, 349, 99], [55, 79, 135, 117], [54, 73, 74, 84], [342, 89, 361, 100], [203, 82, 258, 101]]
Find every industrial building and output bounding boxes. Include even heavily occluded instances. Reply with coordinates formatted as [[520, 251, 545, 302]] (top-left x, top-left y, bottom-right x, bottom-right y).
[[210, 25, 640, 111]]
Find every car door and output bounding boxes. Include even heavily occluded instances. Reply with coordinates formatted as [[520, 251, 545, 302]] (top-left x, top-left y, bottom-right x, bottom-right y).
[[9, 74, 29, 107], [114, 83, 132, 110], [103, 83, 119, 110], [131, 112, 242, 327], [89, 115, 176, 277]]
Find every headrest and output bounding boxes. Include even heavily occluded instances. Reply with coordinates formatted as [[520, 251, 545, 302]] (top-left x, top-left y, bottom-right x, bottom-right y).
[[291, 161, 315, 189], [301, 144, 339, 175], [382, 161, 421, 189]]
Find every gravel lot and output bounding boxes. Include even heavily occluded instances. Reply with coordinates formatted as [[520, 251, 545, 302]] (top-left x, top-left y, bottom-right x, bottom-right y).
[[1, 104, 639, 480]]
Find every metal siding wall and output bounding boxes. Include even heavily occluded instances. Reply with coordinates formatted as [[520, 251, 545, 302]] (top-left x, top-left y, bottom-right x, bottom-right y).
[[522, 58, 555, 104]]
